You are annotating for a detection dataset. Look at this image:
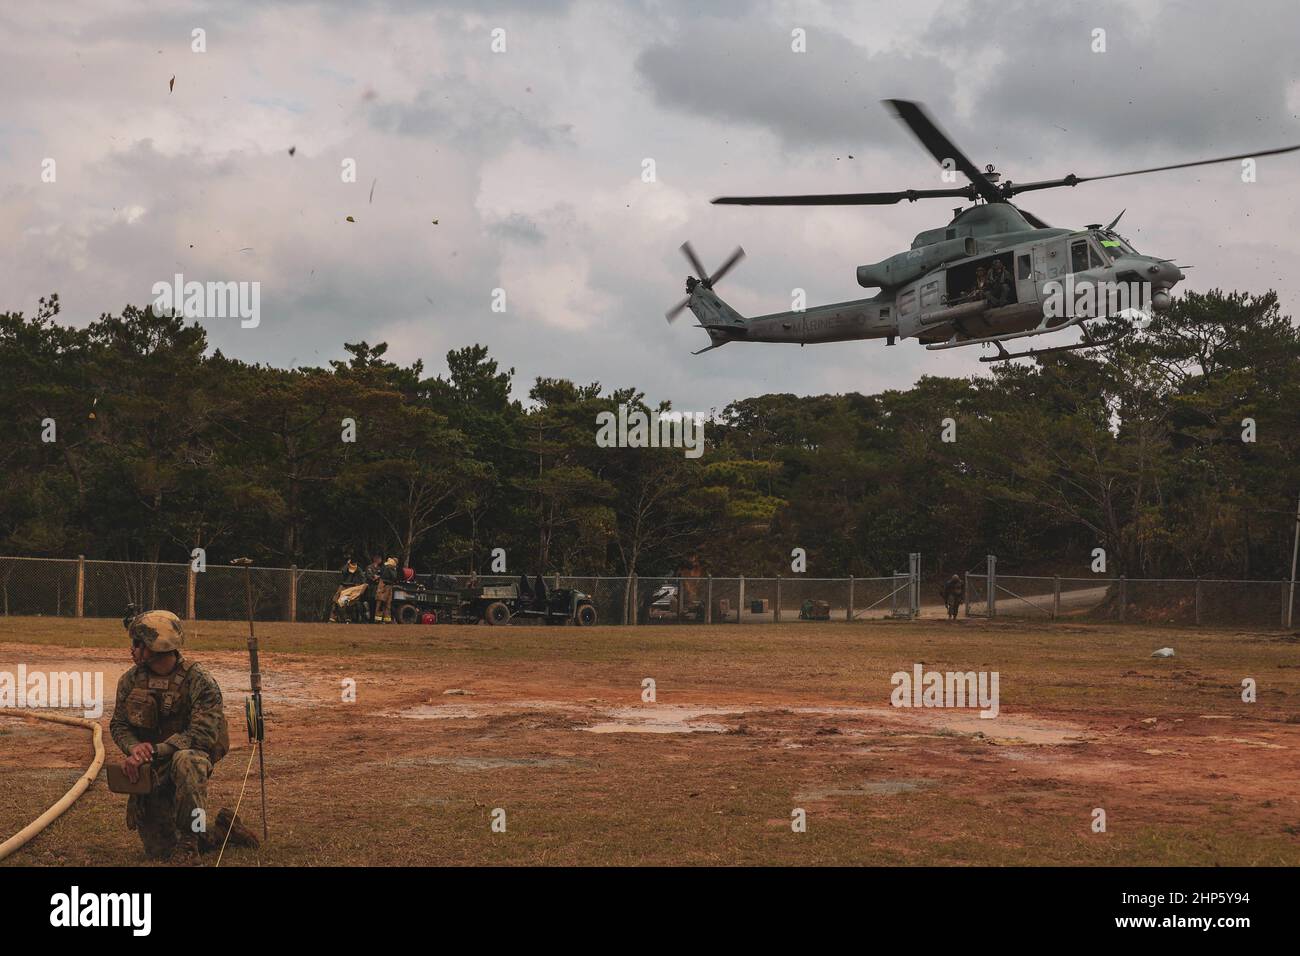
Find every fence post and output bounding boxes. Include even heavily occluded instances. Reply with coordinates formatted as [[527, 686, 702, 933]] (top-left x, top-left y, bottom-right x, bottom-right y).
[[1288, 492, 1300, 629], [1118, 575, 1127, 623], [987, 554, 997, 619], [75, 555, 85, 618], [848, 575, 855, 622], [630, 574, 638, 625], [288, 565, 298, 622], [774, 575, 781, 623], [909, 553, 921, 619], [186, 563, 197, 621], [1194, 576, 1202, 626], [963, 571, 970, 618], [1052, 575, 1060, 620], [676, 577, 684, 624], [705, 575, 713, 624], [738, 575, 745, 623]]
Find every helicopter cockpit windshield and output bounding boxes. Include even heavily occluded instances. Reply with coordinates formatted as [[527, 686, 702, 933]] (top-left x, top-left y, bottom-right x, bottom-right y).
[[1096, 232, 1137, 260]]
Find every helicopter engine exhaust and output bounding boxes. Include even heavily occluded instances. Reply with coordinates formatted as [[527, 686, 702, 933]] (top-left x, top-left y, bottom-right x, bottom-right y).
[[856, 236, 978, 289]]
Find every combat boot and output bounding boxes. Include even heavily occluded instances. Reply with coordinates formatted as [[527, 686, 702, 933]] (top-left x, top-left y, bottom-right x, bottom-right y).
[[214, 807, 262, 849], [167, 834, 201, 865]]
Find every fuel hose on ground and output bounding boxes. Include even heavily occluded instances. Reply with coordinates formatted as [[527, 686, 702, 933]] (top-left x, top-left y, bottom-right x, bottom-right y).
[[0, 709, 105, 860]]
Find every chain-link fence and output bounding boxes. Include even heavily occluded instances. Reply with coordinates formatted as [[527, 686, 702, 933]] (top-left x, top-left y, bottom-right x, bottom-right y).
[[966, 564, 1298, 628], [1, 554, 1295, 628]]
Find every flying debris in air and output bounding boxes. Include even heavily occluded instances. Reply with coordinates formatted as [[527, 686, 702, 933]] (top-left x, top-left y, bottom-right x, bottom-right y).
[[346, 216, 356, 222], [369, 179, 377, 203], [289, 146, 296, 157], [169, 75, 175, 93]]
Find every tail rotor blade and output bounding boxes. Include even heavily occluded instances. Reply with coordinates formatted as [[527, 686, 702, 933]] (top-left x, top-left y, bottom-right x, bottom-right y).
[[679, 241, 709, 282], [707, 247, 745, 286], [665, 297, 691, 323]]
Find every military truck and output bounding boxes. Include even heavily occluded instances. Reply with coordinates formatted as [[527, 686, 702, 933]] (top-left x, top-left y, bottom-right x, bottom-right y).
[[389, 573, 461, 625], [459, 575, 597, 626]]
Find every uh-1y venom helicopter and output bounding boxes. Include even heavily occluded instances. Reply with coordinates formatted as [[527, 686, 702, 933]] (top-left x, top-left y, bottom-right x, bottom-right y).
[[666, 99, 1299, 362]]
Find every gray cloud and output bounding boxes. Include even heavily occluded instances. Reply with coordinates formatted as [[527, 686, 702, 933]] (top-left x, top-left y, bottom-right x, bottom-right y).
[[487, 212, 545, 244], [366, 82, 575, 152], [636, 17, 958, 149], [933, 0, 1300, 156]]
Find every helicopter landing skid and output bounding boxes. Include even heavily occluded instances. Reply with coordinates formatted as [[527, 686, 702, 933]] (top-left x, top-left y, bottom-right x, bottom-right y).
[[979, 332, 1126, 363]]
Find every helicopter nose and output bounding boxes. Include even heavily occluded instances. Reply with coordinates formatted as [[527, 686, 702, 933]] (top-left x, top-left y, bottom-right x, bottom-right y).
[[1144, 259, 1184, 286], [1139, 259, 1183, 311]]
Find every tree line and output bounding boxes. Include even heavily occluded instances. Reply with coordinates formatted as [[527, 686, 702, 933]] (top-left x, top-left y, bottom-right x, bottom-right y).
[[2, 290, 1297, 581]]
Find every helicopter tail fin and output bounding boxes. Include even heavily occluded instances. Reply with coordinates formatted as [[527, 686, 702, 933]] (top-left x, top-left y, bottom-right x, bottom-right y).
[[687, 286, 748, 352]]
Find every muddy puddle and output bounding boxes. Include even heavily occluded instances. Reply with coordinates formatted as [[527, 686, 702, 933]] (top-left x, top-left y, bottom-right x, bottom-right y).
[[380, 696, 1090, 744], [580, 705, 745, 734], [385, 755, 578, 770], [1204, 735, 1285, 749], [379, 699, 576, 720], [207, 666, 325, 708], [793, 705, 1089, 745]]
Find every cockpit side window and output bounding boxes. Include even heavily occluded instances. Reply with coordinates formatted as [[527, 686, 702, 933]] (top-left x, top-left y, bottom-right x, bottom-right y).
[[1088, 243, 1107, 270], [1070, 240, 1090, 273]]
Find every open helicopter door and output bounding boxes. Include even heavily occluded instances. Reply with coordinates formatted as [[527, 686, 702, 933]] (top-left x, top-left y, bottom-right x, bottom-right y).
[[1014, 250, 1037, 305]]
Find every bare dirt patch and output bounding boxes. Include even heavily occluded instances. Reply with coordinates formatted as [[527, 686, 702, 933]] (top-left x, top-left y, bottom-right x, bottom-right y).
[[2, 616, 1298, 866]]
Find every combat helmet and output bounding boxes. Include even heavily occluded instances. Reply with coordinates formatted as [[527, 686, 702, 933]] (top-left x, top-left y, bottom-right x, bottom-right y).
[[127, 609, 185, 653]]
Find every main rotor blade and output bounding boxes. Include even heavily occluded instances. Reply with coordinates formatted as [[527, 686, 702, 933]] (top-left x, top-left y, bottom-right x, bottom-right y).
[[884, 99, 1003, 204], [679, 241, 709, 281], [1007, 143, 1300, 196], [707, 246, 745, 285], [712, 186, 974, 206]]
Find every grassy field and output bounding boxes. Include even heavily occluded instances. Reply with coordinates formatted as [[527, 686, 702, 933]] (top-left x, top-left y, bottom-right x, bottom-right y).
[[2, 615, 1298, 866]]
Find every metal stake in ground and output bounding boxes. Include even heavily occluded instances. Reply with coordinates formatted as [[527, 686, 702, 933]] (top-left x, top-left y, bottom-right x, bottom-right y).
[[231, 557, 268, 840]]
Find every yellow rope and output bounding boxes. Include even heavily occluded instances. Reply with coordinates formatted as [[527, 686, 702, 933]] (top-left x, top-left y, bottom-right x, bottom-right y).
[[214, 741, 258, 868]]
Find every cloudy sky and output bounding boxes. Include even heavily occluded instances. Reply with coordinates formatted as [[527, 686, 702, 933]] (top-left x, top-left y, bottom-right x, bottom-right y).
[[3, 0, 1299, 412]]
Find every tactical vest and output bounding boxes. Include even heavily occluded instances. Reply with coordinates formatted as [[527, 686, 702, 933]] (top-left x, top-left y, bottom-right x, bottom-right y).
[[124, 659, 229, 763]]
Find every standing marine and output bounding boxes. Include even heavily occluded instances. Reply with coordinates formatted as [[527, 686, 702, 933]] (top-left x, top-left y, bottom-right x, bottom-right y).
[[110, 609, 258, 862], [984, 259, 1014, 308], [940, 574, 965, 621]]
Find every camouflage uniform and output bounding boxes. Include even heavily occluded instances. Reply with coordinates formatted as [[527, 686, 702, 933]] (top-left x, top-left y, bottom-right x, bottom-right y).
[[941, 574, 965, 620], [363, 559, 382, 622], [375, 558, 399, 623], [110, 611, 228, 860], [984, 262, 1014, 308]]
